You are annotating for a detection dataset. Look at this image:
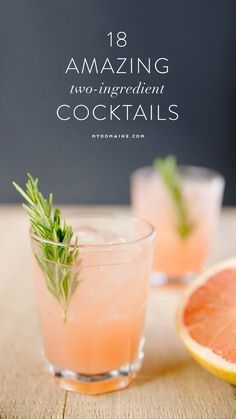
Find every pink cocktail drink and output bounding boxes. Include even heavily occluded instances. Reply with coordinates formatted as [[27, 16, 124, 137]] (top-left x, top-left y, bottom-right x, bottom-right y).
[[131, 166, 224, 284], [31, 213, 155, 394]]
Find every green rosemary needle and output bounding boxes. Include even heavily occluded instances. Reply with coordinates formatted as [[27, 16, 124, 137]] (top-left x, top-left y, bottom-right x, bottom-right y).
[[154, 156, 194, 239], [13, 173, 79, 322]]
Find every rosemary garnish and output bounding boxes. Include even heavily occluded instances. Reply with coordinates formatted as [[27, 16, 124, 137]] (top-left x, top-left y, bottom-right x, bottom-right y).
[[154, 156, 194, 239], [13, 174, 79, 321]]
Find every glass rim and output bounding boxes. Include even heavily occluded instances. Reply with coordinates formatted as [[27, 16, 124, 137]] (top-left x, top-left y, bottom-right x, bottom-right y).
[[30, 211, 156, 250], [131, 165, 225, 182]]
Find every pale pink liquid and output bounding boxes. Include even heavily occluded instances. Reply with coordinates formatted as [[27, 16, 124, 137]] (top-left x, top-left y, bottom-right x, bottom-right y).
[[131, 168, 224, 279], [34, 233, 152, 375]]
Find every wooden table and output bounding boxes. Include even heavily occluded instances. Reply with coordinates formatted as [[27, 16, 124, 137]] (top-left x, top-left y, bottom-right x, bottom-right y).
[[0, 206, 236, 419]]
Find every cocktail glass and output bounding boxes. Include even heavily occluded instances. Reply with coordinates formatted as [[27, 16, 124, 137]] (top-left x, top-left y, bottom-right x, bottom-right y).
[[30, 212, 155, 394], [131, 166, 224, 285]]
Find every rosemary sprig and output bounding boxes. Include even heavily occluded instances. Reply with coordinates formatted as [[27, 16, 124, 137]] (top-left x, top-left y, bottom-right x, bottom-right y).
[[13, 173, 79, 321], [154, 156, 194, 239]]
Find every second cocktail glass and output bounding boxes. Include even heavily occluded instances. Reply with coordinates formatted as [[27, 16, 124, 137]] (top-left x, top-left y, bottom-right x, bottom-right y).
[[131, 165, 224, 284]]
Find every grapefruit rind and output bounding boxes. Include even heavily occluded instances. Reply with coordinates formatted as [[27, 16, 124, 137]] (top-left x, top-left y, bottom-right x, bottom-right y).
[[177, 258, 236, 385]]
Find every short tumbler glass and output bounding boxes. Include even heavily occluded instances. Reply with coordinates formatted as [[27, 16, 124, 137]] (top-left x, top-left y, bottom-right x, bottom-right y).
[[131, 166, 224, 285], [30, 212, 155, 395]]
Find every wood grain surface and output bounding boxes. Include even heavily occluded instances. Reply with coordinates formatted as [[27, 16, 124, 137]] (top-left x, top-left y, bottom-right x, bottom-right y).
[[0, 205, 236, 419]]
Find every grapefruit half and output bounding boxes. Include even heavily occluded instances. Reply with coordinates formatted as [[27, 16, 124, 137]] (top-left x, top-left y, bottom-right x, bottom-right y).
[[177, 259, 236, 384]]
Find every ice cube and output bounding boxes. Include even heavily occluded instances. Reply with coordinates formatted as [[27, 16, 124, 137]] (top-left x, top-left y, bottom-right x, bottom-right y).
[[77, 226, 106, 245], [77, 226, 140, 246], [106, 234, 136, 244]]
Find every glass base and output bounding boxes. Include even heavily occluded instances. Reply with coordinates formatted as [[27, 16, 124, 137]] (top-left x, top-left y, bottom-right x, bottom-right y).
[[150, 271, 195, 286], [45, 341, 144, 395]]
